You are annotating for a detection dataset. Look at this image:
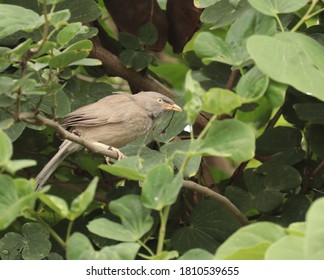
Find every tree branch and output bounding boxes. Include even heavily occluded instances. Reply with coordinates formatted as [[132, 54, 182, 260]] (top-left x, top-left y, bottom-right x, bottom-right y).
[[19, 112, 120, 160], [182, 180, 249, 226], [90, 38, 176, 99]]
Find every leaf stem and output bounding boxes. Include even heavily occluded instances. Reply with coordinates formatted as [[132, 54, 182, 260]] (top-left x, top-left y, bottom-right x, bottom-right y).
[[291, 0, 320, 32], [156, 205, 171, 255], [66, 220, 74, 240], [274, 14, 285, 32], [197, 115, 217, 141], [182, 180, 249, 225], [179, 156, 190, 174], [138, 240, 155, 257]]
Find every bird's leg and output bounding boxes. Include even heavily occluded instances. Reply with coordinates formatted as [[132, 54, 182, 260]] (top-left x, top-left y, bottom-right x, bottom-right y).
[[92, 142, 125, 164]]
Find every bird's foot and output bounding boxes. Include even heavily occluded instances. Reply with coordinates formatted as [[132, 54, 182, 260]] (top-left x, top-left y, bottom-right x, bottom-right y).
[[93, 142, 124, 164], [104, 147, 124, 164]]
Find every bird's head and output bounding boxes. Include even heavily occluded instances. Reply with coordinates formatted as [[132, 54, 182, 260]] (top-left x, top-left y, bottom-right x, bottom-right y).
[[133, 91, 182, 120]]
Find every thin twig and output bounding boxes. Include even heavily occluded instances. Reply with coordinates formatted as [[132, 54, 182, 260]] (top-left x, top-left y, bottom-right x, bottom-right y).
[[302, 160, 324, 193], [226, 69, 239, 90], [182, 180, 249, 226], [19, 112, 120, 159]]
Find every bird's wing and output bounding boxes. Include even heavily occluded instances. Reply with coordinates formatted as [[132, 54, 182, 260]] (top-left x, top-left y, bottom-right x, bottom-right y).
[[62, 94, 141, 128]]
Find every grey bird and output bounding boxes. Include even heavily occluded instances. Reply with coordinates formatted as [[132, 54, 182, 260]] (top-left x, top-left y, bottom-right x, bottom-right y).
[[35, 91, 182, 191]]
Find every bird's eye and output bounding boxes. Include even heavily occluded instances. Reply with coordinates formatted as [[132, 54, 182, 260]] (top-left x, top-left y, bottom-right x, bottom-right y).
[[157, 98, 163, 103]]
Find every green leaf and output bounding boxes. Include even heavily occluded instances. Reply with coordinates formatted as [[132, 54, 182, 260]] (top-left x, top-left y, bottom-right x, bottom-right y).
[[172, 227, 220, 254], [2, 122, 26, 142], [9, 38, 33, 61], [99, 157, 145, 181], [56, 0, 101, 23], [87, 195, 153, 242], [307, 125, 324, 159], [264, 165, 302, 191], [254, 189, 284, 212], [49, 50, 89, 68], [215, 222, 286, 259], [32, 90, 69, 117], [68, 177, 98, 220], [294, 104, 324, 125], [119, 32, 141, 50], [256, 126, 302, 156], [264, 80, 287, 108], [281, 195, 310, 226], [184, 71, 205, 124], [200, 0, 250, 29], [48, 9, 71, 29], [32, 41, 57, 58], [265, 235, 305, 260], [179, 248, 214, 260], [236, 97, 272, 128], [227, 167, 290, 213], [202, 88, 242, 115], [192, 119, 255, 162], [149, 251, 179, 260], [0, 222, 51, 260], [0, 119, 14, 130], [226, 9, 277, 65], [4, 159, 36, 174], [119, 49, 153, 71], [0, 129, 12, 166], [0, 4, 43, 39], [194, 32, 233, 65], [69, 58, 102, 66], [66, 38, 93, 51], [88, 218, 136, 242], [0, 76, 15, 94], [247, 0, 309, 16], [39, 194, 70, 218], [247, 33, 324, 101], [172, 200, 240, 254], [67, 232, 140, 260], [288, 222, 306, 236], [0, 175, 38, 230], [305, 197, 324, 259], [225, 186, 254, 213], [141, 164, 183, 210], [160, 140, 201, 178], [154, 108, 187, 143], [194, 0, 217, 8], [138, 22, 158, 45], [57, 22, 83, 45], [191, 200, 241, 241], [49, 40, 93, 68], [0, 47, 11, 72], [256, 149, 306, 173], [120, 146, 166, 172], [0, 232, 24, 260], [236, 66, 269, 102]]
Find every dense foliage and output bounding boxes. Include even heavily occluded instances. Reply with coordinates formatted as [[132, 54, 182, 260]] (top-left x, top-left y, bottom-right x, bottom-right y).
[[0, 0, 324, 260]]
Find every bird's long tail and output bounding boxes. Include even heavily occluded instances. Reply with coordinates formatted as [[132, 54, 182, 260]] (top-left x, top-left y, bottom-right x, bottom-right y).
[[35, 140, 80, 191]]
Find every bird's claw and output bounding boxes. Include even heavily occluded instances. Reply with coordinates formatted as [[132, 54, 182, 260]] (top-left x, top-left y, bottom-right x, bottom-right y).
[[104, 148, 124, 164], [93, 142, 124, 164]]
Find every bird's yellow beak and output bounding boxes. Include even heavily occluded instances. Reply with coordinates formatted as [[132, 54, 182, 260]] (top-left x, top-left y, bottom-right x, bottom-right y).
[[164, 103, 183, 112]]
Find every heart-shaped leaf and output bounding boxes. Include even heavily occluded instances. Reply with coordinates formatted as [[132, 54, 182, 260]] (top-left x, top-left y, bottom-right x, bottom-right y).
[[67, 232, 140, 260]]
